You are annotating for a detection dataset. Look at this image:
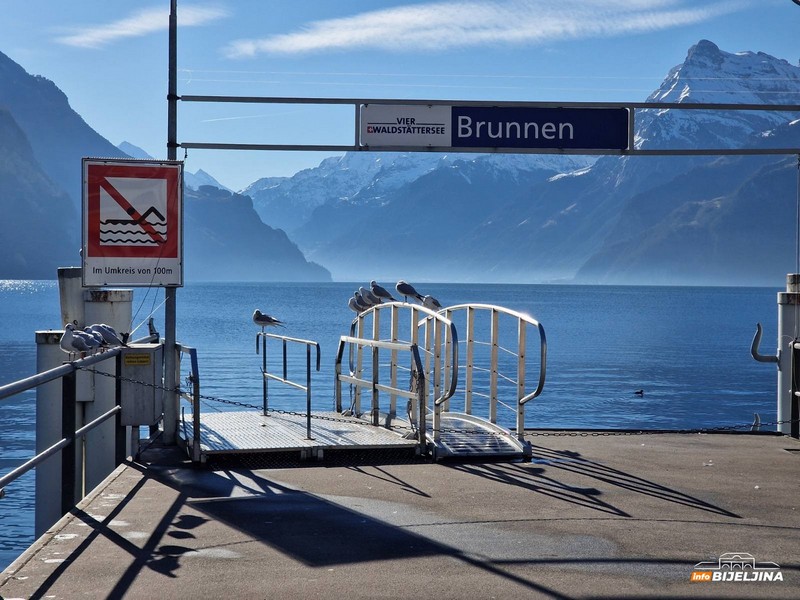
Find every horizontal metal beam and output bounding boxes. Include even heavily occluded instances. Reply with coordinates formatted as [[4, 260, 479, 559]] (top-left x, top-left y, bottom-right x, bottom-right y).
[[178, 95, 800, 157], [179, 141, 800, 156], [179, 95, 800, 112]]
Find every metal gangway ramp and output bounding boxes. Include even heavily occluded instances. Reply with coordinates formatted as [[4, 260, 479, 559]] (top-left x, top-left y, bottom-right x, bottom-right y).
[[176, 301, 545, 463], [341, 302, 546, 460]]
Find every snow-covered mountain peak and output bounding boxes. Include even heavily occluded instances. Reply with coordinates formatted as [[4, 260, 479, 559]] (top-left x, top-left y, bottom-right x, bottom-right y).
[[650, 39, 800, 105]]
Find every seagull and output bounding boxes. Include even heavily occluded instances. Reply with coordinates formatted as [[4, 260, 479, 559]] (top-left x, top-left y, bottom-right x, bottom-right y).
[[422, 295, 443, 310], [83, 327, 107, 349], [253, 310, 285, 329], [359, 286, 382, 305], [348, 297, 364, 314], [396, 280, 423, 303], [353, 291, 371, 310], [60, 323, 92, 358], [87, 323, 125, 347], [370, 280, 396, 302]]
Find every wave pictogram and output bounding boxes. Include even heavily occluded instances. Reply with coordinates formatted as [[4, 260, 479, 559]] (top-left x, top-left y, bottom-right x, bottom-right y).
[[99, 206, 167, 246]]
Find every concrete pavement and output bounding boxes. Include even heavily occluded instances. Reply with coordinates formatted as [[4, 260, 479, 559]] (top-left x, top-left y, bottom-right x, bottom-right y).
[[2, 432, 799, 599]]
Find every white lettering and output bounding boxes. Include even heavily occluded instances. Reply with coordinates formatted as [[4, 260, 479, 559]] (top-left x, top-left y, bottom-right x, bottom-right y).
[[458, 116, 473, 138], [457, 118, 575, 142], [524, 122, 539, 138]]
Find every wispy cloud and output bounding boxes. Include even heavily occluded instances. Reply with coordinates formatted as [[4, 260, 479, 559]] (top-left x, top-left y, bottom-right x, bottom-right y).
[[56, 5, 228, 49], [224, 0, 749, 58]]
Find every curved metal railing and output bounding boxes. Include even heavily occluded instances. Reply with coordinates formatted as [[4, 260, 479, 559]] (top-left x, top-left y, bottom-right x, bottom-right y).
[[436, 303, 546, 438], [346, 301, 458, 412]]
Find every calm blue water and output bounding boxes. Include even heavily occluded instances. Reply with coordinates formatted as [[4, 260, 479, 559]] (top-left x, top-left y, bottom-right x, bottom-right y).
[[0, 280, 781, 569]]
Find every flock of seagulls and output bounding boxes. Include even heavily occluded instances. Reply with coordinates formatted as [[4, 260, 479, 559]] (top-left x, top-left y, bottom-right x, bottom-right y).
[[59, 322, 126, 358], [348, 280, 443, 314]]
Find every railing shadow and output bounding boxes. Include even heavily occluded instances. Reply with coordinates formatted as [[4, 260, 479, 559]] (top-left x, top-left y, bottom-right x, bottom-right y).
[[446, 444, 740, 519]]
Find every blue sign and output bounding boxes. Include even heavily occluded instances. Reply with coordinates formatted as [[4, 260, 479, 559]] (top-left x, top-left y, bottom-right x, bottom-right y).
[[451, 106, 629, 150]]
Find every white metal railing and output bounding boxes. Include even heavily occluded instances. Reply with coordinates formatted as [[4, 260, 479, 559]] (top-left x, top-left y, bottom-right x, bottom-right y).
[[335, 336, 428, 450], [346, 302, 458, 419], [177, 344, 201, 462], [256, 332, 321, 439], [436, 304, 546, 439]]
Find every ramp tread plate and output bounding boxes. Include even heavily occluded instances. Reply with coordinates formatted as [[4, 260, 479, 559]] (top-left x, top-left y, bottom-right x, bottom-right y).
[[434, 413, 525, 457], [181, 410, 418, 455]]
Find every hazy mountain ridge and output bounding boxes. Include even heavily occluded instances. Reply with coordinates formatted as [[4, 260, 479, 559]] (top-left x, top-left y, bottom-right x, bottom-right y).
[[252, 40, 800, 284], [0, 108, 78, 278], [0, 50, 329, 281]]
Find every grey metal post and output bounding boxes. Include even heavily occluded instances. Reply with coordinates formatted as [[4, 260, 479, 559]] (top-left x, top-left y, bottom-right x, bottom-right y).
[[35, 331, 65, 537], [61, 371, 77, 517], [163, 0, 179, 444], [778, 274, 800, 435]]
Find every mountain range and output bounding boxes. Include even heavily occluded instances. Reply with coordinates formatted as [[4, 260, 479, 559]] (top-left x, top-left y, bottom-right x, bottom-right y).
[[246, 40, 800, 285], [1, 40, 798, 285], [0, 50, 330, 281]]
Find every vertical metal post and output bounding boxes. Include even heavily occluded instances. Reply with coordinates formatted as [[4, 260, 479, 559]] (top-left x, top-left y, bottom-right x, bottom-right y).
[[465, 307, 474, 414], [115, 354, 126, 463], [489, 308, 499, 424], [372, 343, 380, 426], [262, 334, 268, 415], [792, 344, 800, 439], [390, 305, 399, 416], [282, 339, 288, 381], [61, 370, 77, 517], [778, 274, 800, 435], [163, 0, 179, 444], [412, 345, 427, 454], [306, 345, 313, 439], [516, 317, 527, 438]]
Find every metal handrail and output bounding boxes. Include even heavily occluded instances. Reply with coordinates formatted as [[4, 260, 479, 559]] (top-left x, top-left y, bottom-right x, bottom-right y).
[[0, 405, 121, 497], [256, 332, 321, 440], [0, 348, 123, 503], [349, 301, 458, 407], [176, 344, 201, 461], [0, 347, 122, 401], [440, 303, 547, 438], [334, 335, 428, 451]]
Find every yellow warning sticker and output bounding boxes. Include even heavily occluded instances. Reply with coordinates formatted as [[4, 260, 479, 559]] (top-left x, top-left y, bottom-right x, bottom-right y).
[[124, 353, 151, 366]]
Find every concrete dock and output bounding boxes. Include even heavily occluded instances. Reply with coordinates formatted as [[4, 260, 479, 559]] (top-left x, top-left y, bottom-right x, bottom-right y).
[[1, 432, 798, 599]]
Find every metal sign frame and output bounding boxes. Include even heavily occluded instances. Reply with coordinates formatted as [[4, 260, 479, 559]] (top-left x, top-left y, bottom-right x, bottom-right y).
[[176, 95, 800, 157], [82, 158, 184, 287]]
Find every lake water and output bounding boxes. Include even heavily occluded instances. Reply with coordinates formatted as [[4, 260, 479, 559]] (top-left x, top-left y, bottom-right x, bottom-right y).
[[0, 280, 782, 569]]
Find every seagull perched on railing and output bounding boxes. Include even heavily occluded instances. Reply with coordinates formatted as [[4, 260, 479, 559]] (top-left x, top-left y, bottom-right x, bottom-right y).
[[422, 295, 442, 310], [370, 280, 396, 302], [396, 280, 423, 303], [60, 323, 93, 358], [86, 323, 125, 347], [359, 286, 382, 306], [348, 297, 365, 314], [353, 291, 371, 310], [253, 310, 285, 330]]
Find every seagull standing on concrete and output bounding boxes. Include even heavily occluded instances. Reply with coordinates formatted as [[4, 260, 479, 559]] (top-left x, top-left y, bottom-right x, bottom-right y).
[[396, 280, 423, 303], [422, 295, 443, 311], [253, 310, 285, 330], [370, 280, 396, 302]]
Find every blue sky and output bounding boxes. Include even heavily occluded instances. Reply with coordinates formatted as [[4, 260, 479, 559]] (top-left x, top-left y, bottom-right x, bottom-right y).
[[2, 0, 799, 191]]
